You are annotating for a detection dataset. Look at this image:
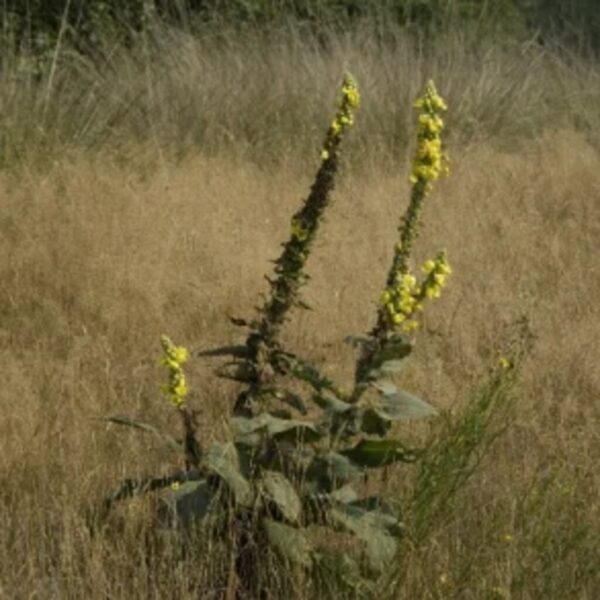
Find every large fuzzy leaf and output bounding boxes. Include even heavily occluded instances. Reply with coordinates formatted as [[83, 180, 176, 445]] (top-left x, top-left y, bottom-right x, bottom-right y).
[[360, 408, 393, 436], [272, 389, 309, 415], [305, 451, 362, 493], [206, 442, 253, 506], [312, 392, 352, 414], [371, 335, 413, 366], [95, 415, 181, 453], [344, 335, 372, 348], [313, 551, 375, 598], [328, 504, 400, 572], [342, 439, 421, 467], [283, 355, 343, 398], [261, 470, 301, 523], [102, 470, 202, 514], [263, 518, 313, 567], [160, 479, 219, 529], [232, 414, 321, 447], [359, 335, 413, 380], [194, 345, 249, 358], [377, 389, 438, 420]]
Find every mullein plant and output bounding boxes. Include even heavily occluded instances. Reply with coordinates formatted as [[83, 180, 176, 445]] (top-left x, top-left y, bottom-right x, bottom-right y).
[[98, 77, 518, 596]]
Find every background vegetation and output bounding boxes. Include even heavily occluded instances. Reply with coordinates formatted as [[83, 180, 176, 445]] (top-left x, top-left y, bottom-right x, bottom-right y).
[[0, 2, 598, 598]]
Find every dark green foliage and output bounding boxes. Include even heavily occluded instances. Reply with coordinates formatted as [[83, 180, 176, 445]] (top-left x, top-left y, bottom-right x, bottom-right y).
[[3, 1, 599, 56]]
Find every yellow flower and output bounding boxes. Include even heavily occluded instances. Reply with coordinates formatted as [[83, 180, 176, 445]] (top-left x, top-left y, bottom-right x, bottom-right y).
[[341, 72, 360, 109], [392, 313, 406, 325], [499, 357, 511, 369], [173, 346, 189, 364], [321, 149, 330, 160], [401, 273, 417, 289], [160, 335, 190, 408], [402, 320, 419, 333], [291, 217, 309, 241], [422, 259, 436, 274]]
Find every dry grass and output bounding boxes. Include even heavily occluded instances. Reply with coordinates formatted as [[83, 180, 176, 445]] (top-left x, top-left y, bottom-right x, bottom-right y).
[[1, 16, 599, 598], [1, 125, 598, 597], [2, 21, 600, 169]]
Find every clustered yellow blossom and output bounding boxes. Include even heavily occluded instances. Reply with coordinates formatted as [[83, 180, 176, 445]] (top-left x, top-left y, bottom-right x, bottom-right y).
[[290, 217, 309, 241], [160, 334, 189, 408], [420, 251, 452, 299], [319, 72, 360, 162], [380, 251, 451, 333], [410, 80, 449, 190]]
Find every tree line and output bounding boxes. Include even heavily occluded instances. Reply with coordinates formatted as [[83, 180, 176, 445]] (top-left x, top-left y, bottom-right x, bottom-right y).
[[2, 1, 598, 53]]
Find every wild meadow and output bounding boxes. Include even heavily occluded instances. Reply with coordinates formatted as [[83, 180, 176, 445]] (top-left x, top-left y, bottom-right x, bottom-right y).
[[0, 5, 599, 598]]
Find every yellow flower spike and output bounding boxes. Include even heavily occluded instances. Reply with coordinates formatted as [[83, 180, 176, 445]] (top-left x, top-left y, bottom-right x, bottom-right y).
[[341, 72, 360, 109], [410, 80, 449, 189], [160, 334, 190, 409], [331, 120, 342, 135]]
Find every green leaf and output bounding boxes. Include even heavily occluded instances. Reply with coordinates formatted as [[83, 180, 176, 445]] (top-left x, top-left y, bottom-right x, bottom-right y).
[[261, 470, 302, 523], [328, 485, 359, 504], [160, 480, 219, 529], [305, 451, 362, 493], [373, 335, 413, 364], [342, 439, 421, 467], [349, 496, 403, 528], [232, 414, 321, 447], [360, 408, 393, 436], [263, 518, 313, 567], [206, 442, 254, 506], [371, 359, 406, 377], [313, 392, 352, 414], [371, 380, 397, 395], [365, 336, 413, 380], [273, 389, 308, 415], [194, 345, 249, 358], [95, 415, 181, 453], [284, 355, 343, 397], [328, 505, 399, 572], [313, 551, 374, 598], [378, 389, 438, 420], [102, 472, 200, 514], [344, 335, 372, 348], [215, 361, 254, 382]]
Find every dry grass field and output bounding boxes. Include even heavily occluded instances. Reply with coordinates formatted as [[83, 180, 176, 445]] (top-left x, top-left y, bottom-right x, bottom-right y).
[[0, 21, 599, 599]]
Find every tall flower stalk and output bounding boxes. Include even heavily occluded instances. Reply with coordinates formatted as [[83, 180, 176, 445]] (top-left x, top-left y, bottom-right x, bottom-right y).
[[354, 80, 450, 390], [160, 334, 201, 468], [257, 73, 359, 347], [234, 74, 360, 415]]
